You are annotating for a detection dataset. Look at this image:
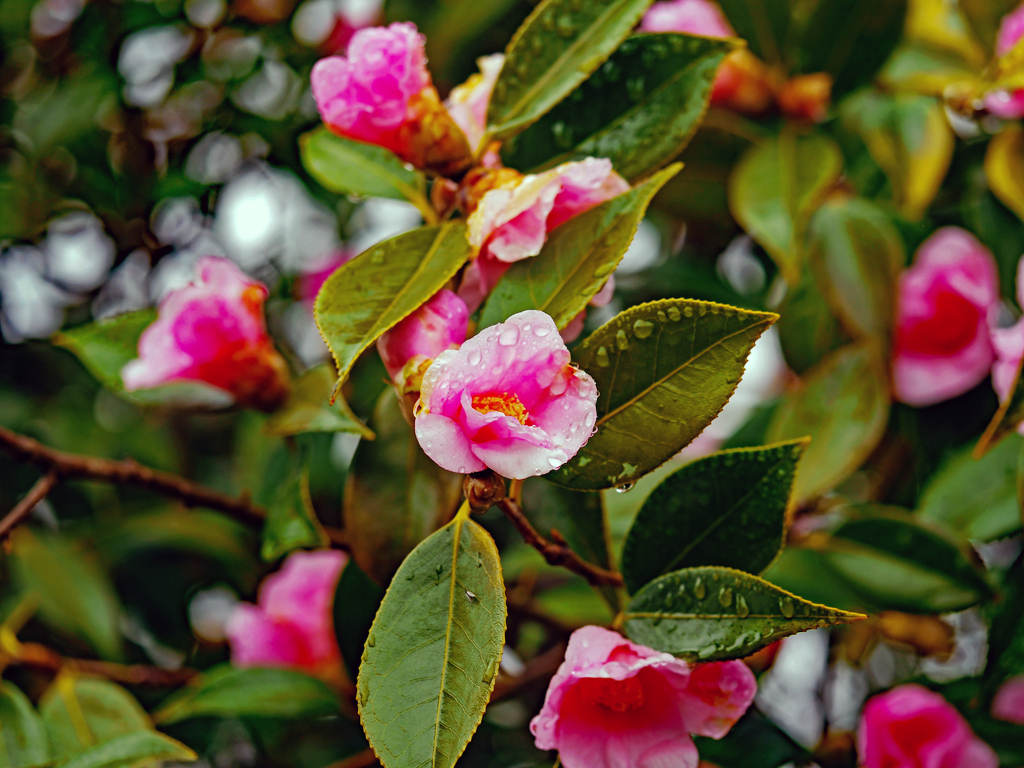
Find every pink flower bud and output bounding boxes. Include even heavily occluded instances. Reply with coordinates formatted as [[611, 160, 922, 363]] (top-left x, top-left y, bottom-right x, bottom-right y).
[[992, 675, 1024, 724], [414, 310, 598, 479], [893, 227, 999, 406], [121, 256, 290, 412], [445, 53, 504, 154], [529, 626, 756, 768], [376, 289, 469, 382], [640, 0, 734, 37], [997, 2, 1024, 55], [857, 685, 997, 768], [311, 22, 471, 175], [225, 549, 348, 679]]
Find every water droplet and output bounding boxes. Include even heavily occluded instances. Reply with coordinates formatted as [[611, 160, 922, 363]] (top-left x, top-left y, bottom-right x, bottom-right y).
[[457, 465, 466, 473], [693, 578, 706, 599], [633, 319, 654, 338], [367, 633, 376, 647], [667, 307, 681, 321], [584, 411, 596, 428], [595, 346, 610, 367], [736, 595, 750, 618], [698, 304, 707, 317], [467, 349, 482, 366], [780, 598, 795, 618], [370, 249, 385, 265], [710, 305, 720, 315], [615, 329, 629, 350], [483, 658, 498, 683], [547, 456, 563, 468], [498, 326, 520, 346], [656, 310, 667, 323], [534, 324, 551, 337], [465, 590, 477, 603], [358, 687, 368, 706], [683, 306, 693, 318], [614, 482, 635, 493], [556, 14, 575, 38], [718, 587, 733, 607]]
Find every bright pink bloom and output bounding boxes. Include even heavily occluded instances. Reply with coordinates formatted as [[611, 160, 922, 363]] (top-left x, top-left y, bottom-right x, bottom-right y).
[[376, 289, 468, 383], [857, 684, 997, 768], [530, 626, 756, 768], [892, 227, 999, 406], [984, 4, 1024, 119], [121, 256, 290, 412], [414, 310, 598, 479], [226, 549, 347, 678], [640, 0, 734, 37], [445, 54, 504, 154], [992, 675, 1024, 724]]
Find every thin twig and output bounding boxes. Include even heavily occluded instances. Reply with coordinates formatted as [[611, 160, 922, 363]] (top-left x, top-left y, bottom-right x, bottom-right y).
[[0, 472, 58, 541], [495, 497, 623, 588], [12, 641, 198, 686]]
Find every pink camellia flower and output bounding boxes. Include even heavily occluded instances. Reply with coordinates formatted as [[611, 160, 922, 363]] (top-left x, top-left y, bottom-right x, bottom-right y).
[[376, 289, 468, 384], [297, 251, 355, 309], [892, 227, 999, 406], [121, 256, 290, 412], [992, 675, 1024, 724], [414, 310, 598, 479], [225, 549, 348, 680], [530, 626, 757, 768], [985, 3, 1024, 119], [445, 53, 504, 155], [640, 0, 733, 36], [857, 684, 998, 768], [310, 22, 471, 175], [990, 256, 1024, 419]]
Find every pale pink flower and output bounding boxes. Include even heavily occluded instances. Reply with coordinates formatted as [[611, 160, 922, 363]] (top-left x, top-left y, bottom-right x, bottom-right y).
[[857, 684, 998, 768], [997, 3, 1024, 56], [225, 549, 347, 679], [376, 289, 468, 383], [893, 227, 999, 407], [414, 310, 598, 479], [121, 256, 290, 412], [640, 0, 734, 37], [985, 3, 1024, 119], [445, 53, 504, 154], [530, 626, 756, 768], [992, 675, 1024, 724]]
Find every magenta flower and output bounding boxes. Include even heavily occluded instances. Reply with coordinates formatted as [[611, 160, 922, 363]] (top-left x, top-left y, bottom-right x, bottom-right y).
[[445, 53, 504, 154], [225, 549, 348, 680], [121, 256, 290, 412], [414, 310, 598, 479], [639, 0, 734, 37], [857, 685, 997, 768], [529, 626, 756, 768], [892, 227, 999, 406], [310, 22, 471, 175], [985, 3, 1024, 119], [376, 289, 469, 384], [992, 675, 1024, 724]]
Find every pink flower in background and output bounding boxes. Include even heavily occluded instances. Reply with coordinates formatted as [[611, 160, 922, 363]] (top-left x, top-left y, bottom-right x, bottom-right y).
[[640, 0, 733, 36], [445, 53, 504, 154], [297, 250, 355, 309], [857, 684, 997, 768], [985, 3, 1024, 118], [892, 227, 999, 406], [226, 549, 347, 678], [530, 626, 756, 768], [415, 310, 598, 479], [121, 256, 290, 412], [992, 675, 1024, 724], [991, 256, 1024, 417], [376, 289, 469, 383]]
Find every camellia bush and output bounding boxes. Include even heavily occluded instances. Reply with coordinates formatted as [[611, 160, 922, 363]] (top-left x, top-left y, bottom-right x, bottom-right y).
[[5, 0, 1024, 766]]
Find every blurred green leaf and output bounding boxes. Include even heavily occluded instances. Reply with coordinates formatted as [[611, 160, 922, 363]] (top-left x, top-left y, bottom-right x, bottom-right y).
[[694, 710, 811, 768], [623, 565, 864, 661], [766, 343, 890, 503], [40, 676, 150, 763], [11, 531, 123, 661], [501, 33, 733, 178], [880, 43, 981, 95], [959, 0, 1019, 49], [717, 0, 790, 64], [14, 74, 115, 152], [0, 682, 50, 768], [333, 560, 385, 682], [264, 366, 374, 439], [776, 267, 849, 374], [60, 731, 196, 768], [729, 131, 843, 283], [343, 390, 461, 585], [259, 444, 330, 562], [620, 439, 808, 594], [358, 510, 506, 768], [551, 299, 776, 491], [314, 223, 471, 391], [486, 0, 655, 140], [153, 667, 340, 724], [479, 164, 680, 330]]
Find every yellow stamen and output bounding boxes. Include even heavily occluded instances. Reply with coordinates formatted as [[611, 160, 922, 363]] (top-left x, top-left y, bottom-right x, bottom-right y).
[[471, 393, 529, 425]]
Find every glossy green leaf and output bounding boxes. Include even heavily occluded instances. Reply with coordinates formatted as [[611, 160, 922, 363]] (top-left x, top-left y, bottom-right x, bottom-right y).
[[977, 352, 1024, 458], [153, 666, 340, 724], [550, 299, 777, 491], [500, 33, 734, 178], [716, 0, 790, 64], [729, 131, 843, 283], [623, 566, 864, 661], [264, 365, 373, 439], [358, 508, 506, 768], [486, 0, 655, 140], [695, 711, 811, 768], [807, 196, 904, 343], [315, 223, 472, 392], [478, 164, 680, 330], [343, 389, 462, 585], [40, 676, 150, 763], [917, 433, 1023, 541], [333, 560, 385, 681], [621, 439, 809, 594], [776, 268, 849, 374], [766, 343, 890, 503], [259, 445, 329, 562], [0, 682, 50, 768], [11, 531, 123, 661], [761, 547, 876, 614], [60, 731, 196, 768]]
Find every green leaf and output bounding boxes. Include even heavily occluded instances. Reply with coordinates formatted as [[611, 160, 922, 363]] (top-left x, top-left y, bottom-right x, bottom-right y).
[[716, 0, 790, 64], [776, 267, 849, 374], [728, 130, 843, 284], [299, 128, 432, 217], [11, 531, 123, 661], [500, 33, 734, 178], [918, 433, 1024, 541], [343, 390, 462, 585], [478, 164, 680, 330], [807, 196, 904, 344], [486, 0, 655, 140], [0, 682, 50, 768], [549, 299, 777, 491], [694, 710, 811, 768], [959, 0, 1019, 49], [153, 666, 340, 724], [766, 343, 890, 503], [977, 352, 1024, 458], [60, 731, 196, 768], [623, 566, 864, 661], [358, 508, 506, 768], [621, 439, 809, 595], [333, 561, 385, 682], [259, 445, 330, 562], [264, 365, 374, 439], [987, 125, 1024, 224], [40, 676, 150, 763], [315, 223, 472, 392]]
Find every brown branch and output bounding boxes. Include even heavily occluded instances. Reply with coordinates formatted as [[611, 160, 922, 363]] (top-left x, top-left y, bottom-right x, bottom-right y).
[[0, 472, 58, 541], [495, 497, 623, 588], [489, 641, 567, 704], [12, 641, 197, 686]]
